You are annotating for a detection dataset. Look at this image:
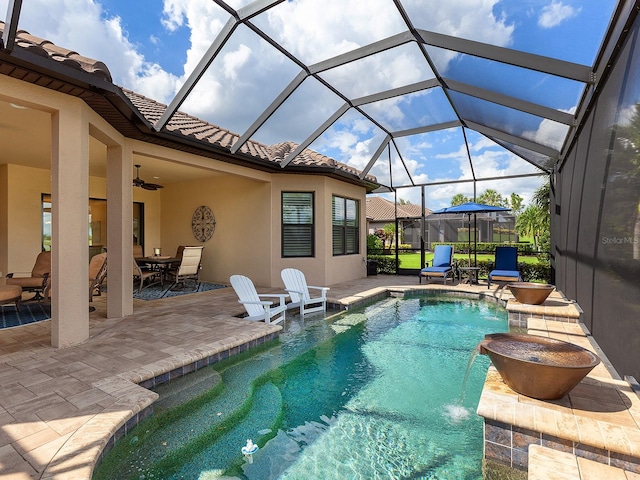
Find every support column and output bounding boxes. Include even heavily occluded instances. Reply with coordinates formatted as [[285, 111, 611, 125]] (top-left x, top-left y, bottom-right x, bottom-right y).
[[51, 106, 89, 347], [106, 143, 133, 317]]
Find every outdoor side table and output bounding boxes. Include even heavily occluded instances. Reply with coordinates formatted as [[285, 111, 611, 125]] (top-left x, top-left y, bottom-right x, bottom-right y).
[[458, 266, 480, 285]]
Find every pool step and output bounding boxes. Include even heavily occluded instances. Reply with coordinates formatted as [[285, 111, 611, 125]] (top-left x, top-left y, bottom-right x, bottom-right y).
[[528, 445, 640, 480]]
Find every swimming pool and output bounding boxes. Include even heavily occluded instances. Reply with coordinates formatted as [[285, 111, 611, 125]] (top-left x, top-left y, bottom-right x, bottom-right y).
[[94, 293, 508, 479]]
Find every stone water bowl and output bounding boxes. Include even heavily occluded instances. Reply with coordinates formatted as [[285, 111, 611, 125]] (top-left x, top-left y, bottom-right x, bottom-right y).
[[478, 333, 600, 400], [508, 282, 555, 305]]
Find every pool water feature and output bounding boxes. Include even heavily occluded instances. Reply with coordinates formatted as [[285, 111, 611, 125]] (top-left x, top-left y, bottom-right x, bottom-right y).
[[94, 293, 508, 479]]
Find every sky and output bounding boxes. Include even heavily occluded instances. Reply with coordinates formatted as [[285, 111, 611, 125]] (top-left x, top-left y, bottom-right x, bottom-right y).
[[1, 0, 618, 209]]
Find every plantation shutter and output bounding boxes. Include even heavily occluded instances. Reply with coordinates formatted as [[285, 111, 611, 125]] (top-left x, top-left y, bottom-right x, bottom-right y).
[[282, 192, 314, 257], [333, 196, 359, 255]]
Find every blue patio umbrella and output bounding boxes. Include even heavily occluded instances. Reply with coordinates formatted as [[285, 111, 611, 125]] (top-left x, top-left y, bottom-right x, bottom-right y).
[[432, 202, 511, 266]]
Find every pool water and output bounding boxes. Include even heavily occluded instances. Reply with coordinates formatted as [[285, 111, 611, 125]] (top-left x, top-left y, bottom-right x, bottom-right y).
[[94, 293, 508, 479]]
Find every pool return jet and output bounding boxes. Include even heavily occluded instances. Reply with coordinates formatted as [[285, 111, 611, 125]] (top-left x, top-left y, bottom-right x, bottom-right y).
[[241, 439, 259, 463]]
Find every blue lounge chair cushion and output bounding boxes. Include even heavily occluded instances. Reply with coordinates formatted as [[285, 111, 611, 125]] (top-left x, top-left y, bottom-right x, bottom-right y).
[[420, 267, 451, 273], [421, 266, 451, 274], [488, 246, 522, 288], [431, 245, 453, 268], [494, 247, 518, 271], [489, 270, 520, 279]]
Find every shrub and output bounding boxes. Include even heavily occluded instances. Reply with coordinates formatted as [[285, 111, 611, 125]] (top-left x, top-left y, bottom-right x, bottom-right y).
[[461, 259, 551, 282], [367, 233, 383, 253], [519, 262, 551, 283], [433, 241, 534, 255], [367, 255, 400, 274]]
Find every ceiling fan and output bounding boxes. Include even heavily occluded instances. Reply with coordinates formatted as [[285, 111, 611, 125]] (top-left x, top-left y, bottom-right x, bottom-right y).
[[133, 164, 164, 190]]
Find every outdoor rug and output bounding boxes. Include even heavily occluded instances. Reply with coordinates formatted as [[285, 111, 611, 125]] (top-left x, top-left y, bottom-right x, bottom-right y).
[[133, 281, 227, 301], [0, 302, 51, 329]]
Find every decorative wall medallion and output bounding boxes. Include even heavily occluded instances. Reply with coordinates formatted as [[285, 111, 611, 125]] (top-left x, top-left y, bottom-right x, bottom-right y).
[[192, 205, 216, 242]]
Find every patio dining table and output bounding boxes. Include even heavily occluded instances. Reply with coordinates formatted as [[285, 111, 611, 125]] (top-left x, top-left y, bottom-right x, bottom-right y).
[[136, 256, 179, 287]]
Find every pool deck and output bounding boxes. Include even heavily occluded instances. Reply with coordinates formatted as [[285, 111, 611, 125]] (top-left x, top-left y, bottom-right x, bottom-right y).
[[0, 275, 634, 479]]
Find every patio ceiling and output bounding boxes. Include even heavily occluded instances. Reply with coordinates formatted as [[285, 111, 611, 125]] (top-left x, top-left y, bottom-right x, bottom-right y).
[[2, 0, 625, 193]]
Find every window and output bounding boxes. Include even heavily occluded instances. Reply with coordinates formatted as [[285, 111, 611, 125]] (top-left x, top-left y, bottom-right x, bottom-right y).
[[282, 192, 314, 257], [333, 196, 359, 255]]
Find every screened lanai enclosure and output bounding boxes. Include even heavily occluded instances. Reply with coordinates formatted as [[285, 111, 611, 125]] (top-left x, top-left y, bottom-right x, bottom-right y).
[[2, 0, 615, 192], [3, 0, 640, 377], [121, 0, 613, 196]]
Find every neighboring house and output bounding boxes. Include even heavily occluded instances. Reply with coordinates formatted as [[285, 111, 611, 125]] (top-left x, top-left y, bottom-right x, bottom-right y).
[[366, 196, 432, 248], [0, 25, 377, 347], [366, 196, 516, 249]]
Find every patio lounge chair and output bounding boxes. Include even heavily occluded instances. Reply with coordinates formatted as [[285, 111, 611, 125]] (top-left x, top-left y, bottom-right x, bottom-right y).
[[488, 246, 522, 289], [281, 268, 330, 317], [419, 245, 454, 284], [230, 274, 287, 324], [6, 251, 51, 301], [89, 253, 108, 301], [0, 285, 22, 312]]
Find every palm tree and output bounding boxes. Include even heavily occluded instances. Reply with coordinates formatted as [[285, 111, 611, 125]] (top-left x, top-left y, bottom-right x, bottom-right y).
[[451, 193, 469, 206], [509, 193, 524, 216], [516, 205, 546, 251], [530, 179, 551, 252], [478, 189, 506, 206], [533, 180, 550, 217]]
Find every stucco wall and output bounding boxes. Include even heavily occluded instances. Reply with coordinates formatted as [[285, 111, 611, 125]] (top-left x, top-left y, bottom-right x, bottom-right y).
[[160, 174, 272, 287], [159, 172, 368, 289], [554, 12, 640, 379], [270, 175, 367, 288]]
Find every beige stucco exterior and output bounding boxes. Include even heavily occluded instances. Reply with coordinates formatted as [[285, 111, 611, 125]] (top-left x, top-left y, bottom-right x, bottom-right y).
[[0, 73, 370, 347]]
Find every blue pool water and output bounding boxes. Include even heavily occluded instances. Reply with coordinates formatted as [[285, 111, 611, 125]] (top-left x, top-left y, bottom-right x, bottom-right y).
[[94, 293, 508, 479]]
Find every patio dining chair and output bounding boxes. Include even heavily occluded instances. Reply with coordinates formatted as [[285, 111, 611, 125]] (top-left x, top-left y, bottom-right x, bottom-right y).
[[132, 255, 160, 294], [230, 274, 287, 324], [165, 246, 204, 290]]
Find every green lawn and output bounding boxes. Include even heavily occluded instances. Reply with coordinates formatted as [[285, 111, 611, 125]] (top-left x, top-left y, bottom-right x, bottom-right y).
[[383, 252, 543, 269]]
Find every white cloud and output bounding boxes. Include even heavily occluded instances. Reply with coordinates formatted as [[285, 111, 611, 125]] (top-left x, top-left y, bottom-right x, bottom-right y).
[[2, 0, 182, 103], [538, 1, 581, 29], [222, 44, 251, 81]]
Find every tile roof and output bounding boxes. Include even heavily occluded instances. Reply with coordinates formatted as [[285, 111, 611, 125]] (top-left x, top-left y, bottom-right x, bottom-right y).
[[2, 23, 112, 82], [123, 90, 376, 179], [366, 196, 432, 222], [1, 22, 377, 185]]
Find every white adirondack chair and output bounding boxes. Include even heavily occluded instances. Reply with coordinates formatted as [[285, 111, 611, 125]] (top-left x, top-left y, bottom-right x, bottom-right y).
[[230, 275, 287, 324], [281, 268, 330, 317]]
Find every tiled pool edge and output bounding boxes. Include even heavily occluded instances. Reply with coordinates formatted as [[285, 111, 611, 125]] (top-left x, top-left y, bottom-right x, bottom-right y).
[[91, 329, 281, 474], [477, 309, 640, 478], [483, 415, 640, 474]]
